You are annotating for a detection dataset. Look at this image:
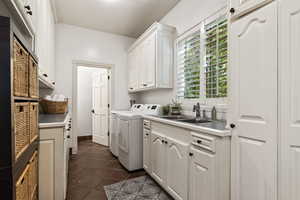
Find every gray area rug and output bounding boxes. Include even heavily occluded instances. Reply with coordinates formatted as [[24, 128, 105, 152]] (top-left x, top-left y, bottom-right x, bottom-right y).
[[104, 175, 173, 200]]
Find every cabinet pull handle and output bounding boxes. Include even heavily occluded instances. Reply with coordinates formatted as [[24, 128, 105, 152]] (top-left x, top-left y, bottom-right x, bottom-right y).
[[143, 84, 147, 87], [27, 11, 33, 16], [24, 5, 31, 10], [130, 87, 133, 90], [43, 73, 48, 77], [230, 123, 236, 129], [189, 152, 193, 157], [230, 8, 235, 14]]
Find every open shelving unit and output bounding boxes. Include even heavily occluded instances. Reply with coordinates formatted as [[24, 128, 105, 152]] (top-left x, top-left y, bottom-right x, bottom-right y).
[[0, 16, 39, 200]]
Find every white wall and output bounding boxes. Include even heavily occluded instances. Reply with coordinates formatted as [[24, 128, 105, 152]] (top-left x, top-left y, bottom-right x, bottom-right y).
[[137, 0, 227, 107], [77, 67, 104, 136], [55, 24, 137, 111]]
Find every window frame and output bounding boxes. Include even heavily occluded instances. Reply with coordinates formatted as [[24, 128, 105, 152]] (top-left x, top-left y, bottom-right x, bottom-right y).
[[175, 8, 229, 107]]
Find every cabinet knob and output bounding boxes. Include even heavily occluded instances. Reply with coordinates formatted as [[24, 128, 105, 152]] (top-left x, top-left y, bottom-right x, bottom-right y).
[[165, 141, 168, 144], [24, 5, 31, 10], [27, 11, 33, 16], [43, 73, 48, 77], [130, 87, 133, 90], [189, 152, 194, 157], [67, 135, 70, 138], [230, 8, 235, 14], [230, 123, 236, 129], [197, 140, 202, 144], [143, 84, 147, 87], [162, 140, 165, 143]]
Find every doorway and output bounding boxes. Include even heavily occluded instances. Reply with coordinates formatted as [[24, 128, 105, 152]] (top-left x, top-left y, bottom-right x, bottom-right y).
[[72, 61, 112, 154]]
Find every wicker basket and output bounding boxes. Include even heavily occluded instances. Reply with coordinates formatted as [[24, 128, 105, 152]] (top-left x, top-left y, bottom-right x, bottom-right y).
[[28, 151, 38, 200], [29, 103, 38, 143], [13, 38, 29, 97], [29, 56, 38, 98], [16, 165, 30, 200], [14, 103, 30, 160], [40, 99, 68, 114]]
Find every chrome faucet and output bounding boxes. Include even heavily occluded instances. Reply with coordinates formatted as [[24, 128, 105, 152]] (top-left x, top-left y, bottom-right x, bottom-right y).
[[193, 103, 201, 120]]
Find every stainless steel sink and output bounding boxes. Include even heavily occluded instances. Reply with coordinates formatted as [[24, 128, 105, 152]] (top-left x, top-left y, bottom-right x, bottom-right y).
[[159, 116, 211, 124], [160, 115, 186, 120], [177, 119, 212, 124]]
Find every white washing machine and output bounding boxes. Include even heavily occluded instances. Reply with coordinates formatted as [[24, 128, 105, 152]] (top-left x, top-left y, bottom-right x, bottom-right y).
[[110, 104, 144, 157], [118, 104, 161, 171]]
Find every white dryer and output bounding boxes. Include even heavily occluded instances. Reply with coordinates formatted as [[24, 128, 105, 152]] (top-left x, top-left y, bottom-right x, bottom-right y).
[[117, 104, 161, 171], [110, 104, 144, 157]]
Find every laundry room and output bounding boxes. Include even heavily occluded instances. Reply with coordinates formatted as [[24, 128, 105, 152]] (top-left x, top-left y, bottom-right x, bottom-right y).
[[0, 0, 299, 200]]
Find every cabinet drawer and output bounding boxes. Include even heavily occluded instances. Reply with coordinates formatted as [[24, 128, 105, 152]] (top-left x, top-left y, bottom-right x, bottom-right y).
[[191, 132, 216, 153]]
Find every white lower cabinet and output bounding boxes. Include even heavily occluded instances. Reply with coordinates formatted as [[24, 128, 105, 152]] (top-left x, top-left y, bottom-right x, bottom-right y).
[[39, 126, 68, 200], [150, 131, 166, 186], [145, 121, 230, 200], [150, 128, 189, 200], [165, 137, 189, 200], [143, 128, 151, 173], [189, 146, 215, 200]]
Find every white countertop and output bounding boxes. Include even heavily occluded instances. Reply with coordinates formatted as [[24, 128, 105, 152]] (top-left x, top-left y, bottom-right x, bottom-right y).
[[143, 115, 231, 137], [39, 113, 70, 129]]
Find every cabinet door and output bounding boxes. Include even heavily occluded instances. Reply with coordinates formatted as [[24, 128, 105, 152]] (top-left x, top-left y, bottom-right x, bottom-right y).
[[128, 51, 135, 91], [279, 1, 300, 200], [165, 137, 188, 200], [150, 131, 166, 186], [128, 49, 139, 91], [230, 0, 273, 19], [141, 32, 156, 89], [229, 3, 277, 200], [143, 129, 151, 173], [189, 147, 215, 200], [24, 0, 37, 32]]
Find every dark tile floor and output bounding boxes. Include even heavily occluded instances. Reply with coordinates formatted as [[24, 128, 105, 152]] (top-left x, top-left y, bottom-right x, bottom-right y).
[[67, 140, 146, 200]]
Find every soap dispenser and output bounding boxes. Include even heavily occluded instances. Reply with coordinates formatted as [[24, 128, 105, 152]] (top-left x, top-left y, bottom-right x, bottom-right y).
[[211, 106, 217, 120]]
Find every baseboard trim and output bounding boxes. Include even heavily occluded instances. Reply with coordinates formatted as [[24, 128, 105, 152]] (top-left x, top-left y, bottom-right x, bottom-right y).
[[78, 135, 92, 141]]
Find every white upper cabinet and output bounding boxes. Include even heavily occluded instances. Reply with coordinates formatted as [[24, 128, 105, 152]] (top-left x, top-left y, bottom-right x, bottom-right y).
[[279, 1, 300, 200], [128, 50, 139, 91], [12, 0, 37, 33], [128, 22, 176, 93], [140, 31, 156, 89], [229, 2, 277, 200], [35, 0, 56, 84], [229, 0, 273, 19]]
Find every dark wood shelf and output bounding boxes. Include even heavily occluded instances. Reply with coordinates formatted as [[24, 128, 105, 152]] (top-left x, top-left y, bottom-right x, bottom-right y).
[[13, 96, 39, 102]]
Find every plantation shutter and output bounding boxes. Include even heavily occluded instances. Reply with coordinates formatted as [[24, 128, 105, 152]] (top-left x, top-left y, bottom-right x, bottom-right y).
[[204, 16, 228, 98], [177, 30, 201, 99]]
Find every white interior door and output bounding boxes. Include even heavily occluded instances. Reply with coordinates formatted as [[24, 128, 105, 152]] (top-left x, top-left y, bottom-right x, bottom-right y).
[[92, 70, 109, 146], [229, 3, 277, 200], [279, 1, 300, 200]]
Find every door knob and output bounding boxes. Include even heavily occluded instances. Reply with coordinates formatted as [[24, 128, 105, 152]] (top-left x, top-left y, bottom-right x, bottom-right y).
[[230, 8, 235, 14], [230, 123, 236, 129]]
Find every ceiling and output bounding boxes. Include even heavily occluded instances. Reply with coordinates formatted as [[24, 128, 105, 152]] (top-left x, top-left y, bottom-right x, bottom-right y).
[[53, 0, 180, 38]]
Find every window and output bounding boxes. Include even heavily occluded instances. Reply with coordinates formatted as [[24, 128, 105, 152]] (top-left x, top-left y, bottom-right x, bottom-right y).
[[204, 16, 228, 98], [177, 30, 201, 99], [176, 11, 228, 100]]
